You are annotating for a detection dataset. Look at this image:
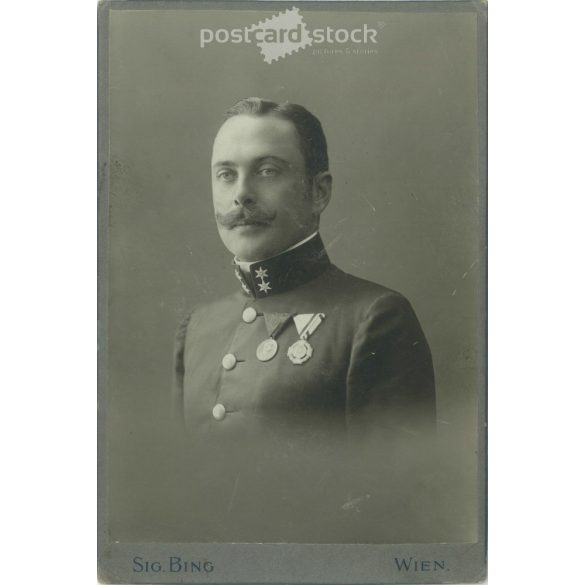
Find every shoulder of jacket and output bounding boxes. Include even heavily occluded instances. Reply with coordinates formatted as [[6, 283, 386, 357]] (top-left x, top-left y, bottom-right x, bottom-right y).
[[326, 266, 412, 313], [183, 290, 243, 324], [366, 289, 413, 313]]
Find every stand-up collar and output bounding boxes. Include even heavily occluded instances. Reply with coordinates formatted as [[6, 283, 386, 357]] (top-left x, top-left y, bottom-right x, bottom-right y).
[[233, 234, 330, 298]]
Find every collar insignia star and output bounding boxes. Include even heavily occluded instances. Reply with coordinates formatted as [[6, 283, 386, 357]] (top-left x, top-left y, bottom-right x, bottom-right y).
[[255, 267, 269, 279], [258, 281, 272, 294], [254, 265, 271, 294]]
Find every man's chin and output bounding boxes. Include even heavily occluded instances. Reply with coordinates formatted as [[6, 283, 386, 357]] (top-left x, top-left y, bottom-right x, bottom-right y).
[[218, 226, 261, 258], [234, 246, 274, 263], [227, 238, 282, 263]]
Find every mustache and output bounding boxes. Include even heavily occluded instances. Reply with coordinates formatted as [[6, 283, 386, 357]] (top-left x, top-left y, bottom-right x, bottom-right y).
[[215, 207, 277, 228]]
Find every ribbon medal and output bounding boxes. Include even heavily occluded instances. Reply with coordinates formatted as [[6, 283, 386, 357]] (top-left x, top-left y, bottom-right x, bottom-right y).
[[288, 313, 325, 365], [256, 313, 293, 363], [256, 338, 278, 362]]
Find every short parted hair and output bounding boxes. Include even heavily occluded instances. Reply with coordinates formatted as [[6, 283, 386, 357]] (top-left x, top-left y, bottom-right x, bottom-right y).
[[224, 97, 329, 179]]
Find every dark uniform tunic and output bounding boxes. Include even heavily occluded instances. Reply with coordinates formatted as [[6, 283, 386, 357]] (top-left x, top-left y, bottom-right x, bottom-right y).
[[171, 234, 435, 542]]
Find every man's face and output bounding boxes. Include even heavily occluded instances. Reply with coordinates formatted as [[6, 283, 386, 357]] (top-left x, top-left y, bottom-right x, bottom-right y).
[[211, 114, 318, 262]]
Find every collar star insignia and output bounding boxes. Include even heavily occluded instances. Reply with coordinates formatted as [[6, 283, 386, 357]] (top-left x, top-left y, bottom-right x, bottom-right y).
[[258, 281, 272, 294], [255, 267, 269, 279], [231, 235, 331, 298]]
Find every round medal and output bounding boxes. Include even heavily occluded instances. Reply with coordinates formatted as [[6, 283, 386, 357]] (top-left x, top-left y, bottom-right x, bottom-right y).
[[256, 338, 278, 362], [287, 339, 313, 365]]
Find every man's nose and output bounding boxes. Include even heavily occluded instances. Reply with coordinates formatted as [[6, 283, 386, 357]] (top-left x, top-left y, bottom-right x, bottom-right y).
[[233, 175, 257, 207]]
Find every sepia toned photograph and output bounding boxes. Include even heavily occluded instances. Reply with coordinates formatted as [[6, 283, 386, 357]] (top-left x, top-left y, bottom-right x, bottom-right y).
[[98, 1, 487, 582]]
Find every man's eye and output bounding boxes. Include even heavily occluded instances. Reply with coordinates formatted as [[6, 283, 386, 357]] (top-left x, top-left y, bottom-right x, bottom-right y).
[[257, 167, 279, 177], [217, 170, 236, 182]]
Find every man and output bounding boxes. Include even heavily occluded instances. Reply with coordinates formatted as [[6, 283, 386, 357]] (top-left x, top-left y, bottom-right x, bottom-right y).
[[170, 98, 435, 542]]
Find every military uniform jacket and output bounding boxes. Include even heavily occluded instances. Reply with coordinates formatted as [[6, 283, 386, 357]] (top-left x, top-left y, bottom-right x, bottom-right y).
[[173, 234, 435, 446], [170, 234, 436, 541]]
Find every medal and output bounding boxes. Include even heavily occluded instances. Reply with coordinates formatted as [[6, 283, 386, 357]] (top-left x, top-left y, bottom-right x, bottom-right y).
[[288, 313, 325, 365], [287, 339, 313, 365], [256, 338, 278, 362], [256, 313, 295, 363]]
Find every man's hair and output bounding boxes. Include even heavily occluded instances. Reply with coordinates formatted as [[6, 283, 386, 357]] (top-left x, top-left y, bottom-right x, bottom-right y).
[[225, 97, 329, 179]]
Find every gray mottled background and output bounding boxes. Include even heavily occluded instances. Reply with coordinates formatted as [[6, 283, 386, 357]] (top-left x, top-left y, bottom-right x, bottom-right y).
[[106, 5, 483, 543]]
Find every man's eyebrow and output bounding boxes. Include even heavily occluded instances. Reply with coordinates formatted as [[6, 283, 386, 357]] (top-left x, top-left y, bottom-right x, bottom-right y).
[[212, 160, 237, 168], [212, 156, 292, 168], [254, 156, 290, 166]]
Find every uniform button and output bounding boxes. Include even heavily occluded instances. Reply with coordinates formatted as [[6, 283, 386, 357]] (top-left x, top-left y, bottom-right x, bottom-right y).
[[242, 307, 257, 323], [222, 353, 237, 370], [212, 404, 226, 421]]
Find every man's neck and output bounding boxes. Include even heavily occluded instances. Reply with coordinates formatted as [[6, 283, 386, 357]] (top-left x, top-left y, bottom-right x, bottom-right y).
[[235, 231, 319, 273]]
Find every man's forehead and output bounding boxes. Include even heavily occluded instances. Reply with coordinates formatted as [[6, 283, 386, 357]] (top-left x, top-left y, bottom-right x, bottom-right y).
[[212, 114, 302, 164]]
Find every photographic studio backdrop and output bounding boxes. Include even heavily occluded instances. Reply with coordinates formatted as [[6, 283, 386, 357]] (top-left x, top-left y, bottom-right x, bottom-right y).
[[103, 3, 484, 543]]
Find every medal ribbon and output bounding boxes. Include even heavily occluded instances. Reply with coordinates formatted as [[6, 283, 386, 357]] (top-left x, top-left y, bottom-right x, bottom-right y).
[[298, 313, 325, 340], [268, 314, 295, 340]]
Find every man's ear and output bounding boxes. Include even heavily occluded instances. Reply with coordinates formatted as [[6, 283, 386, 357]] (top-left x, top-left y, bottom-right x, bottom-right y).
[[310, 172, 332, 215]]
